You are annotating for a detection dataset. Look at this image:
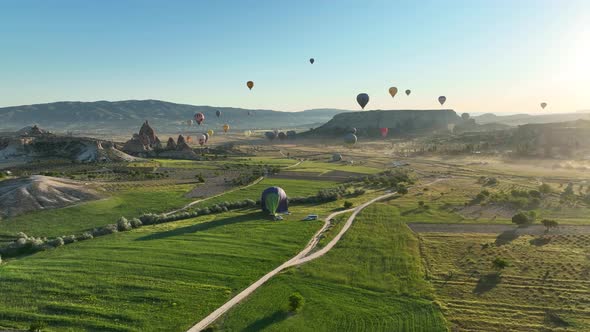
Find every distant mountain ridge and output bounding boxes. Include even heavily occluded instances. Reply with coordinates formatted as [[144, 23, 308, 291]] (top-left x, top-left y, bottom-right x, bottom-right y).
[[0, 100, 353, 133], [473, 112, 590, 126]]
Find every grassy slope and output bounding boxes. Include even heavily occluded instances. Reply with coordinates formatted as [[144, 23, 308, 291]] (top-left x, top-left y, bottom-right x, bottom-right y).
[[218, 204, 448, 331], [0, 209, 322, 332], [420, 232, 590, 331], [0, 184, 195, 238]]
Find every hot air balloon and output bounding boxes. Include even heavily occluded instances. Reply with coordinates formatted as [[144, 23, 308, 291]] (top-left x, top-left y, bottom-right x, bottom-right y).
[[197, 133, 206, 146], [216, 110, 221, 118], [357, 93, 369, 109], [207, 129, 214, 137], [309, 58, 315, 64], [438, 96, 447, 106], [380, 127, 389, 138], [186, 136, 193, 143], [265, 131, 277, 141], [223, 124, 230, 133], [260, 186, 289, 216], [344, 133, 357, 146], [388, 87, 398, 98], [244, 130, 252, 137], [278, 132, 287, 140], [203, 133, 209, 143], [540, 102, 547, 109], [405, 89, 411, 96], [247, 81, 254, 90], [187, 120, 193, 126], [194, 112, 205, 125], [347, 127, 357, 134]]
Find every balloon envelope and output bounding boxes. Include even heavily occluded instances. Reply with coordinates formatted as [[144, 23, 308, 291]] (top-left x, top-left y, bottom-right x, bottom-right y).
[[197, 133, 206, 146], [380, 127, 389, 138], [356, 93, 369, 109], [261, 186, 289, 215], [247, 81, 254, 90], [347, 127, 357, 134], [309, 58, 314, 64], [405, 89, 411, 96], [265, 131, 277, 140], [344, 133, 357, 145], [223, 124, 230, 133], [194, 112, 205, 125], [278, 132, 287, 140], [540, 102, 547, 109], [216, 110, 221, 118], [207, 129, 214, 136], [388, 87, 398, 98], [203, 133, 209, 143], [438, 96, 447, 106], [244, 130, 252, 137]]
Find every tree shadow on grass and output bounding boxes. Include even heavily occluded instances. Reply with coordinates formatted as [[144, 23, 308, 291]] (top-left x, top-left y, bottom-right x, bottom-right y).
[[473, 272, 502, 294], [530, 236, 551, 246], [494, 229, 519, 246], [243, 310, 290, 332], [135, 211, 266, 241]]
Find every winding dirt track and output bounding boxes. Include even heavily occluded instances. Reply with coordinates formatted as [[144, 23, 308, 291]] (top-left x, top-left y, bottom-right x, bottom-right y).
[[186, 191, 397, 332]]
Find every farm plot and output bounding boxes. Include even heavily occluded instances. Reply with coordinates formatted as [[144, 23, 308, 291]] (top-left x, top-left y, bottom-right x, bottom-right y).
[[418, 231, 590, 331]]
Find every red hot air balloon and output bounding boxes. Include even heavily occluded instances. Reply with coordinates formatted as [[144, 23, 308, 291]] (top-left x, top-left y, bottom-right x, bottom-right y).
[[380, 128, 389, 138], [194, 112, 205, 125]]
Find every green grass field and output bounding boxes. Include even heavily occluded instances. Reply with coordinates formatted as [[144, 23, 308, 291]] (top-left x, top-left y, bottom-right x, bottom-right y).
[[217, 204, 448, 331], [0, 184, 195, 238], [188, 178, 339, 210], [419, 232, 590, 331], [0, 209, 323, 332], [288, 160, 381, 175]]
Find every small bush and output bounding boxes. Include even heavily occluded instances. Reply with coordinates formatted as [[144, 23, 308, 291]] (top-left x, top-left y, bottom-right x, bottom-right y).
[[63, 235, 77, 244], [130, 218, 143, 228], [117, 217, 132, 231], [343, 201, 353, 209], [48, 237, 65, 248], [77, 232, 93, 241], [92, 224, 118, 237], [288, 292, 305, 313]]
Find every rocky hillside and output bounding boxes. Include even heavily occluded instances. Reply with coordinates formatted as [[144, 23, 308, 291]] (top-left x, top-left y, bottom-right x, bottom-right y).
[[0, 100, 352, 133], [0, 126, 137, 165], [0, 176, 101, 218], [309, 109, 460, 137]]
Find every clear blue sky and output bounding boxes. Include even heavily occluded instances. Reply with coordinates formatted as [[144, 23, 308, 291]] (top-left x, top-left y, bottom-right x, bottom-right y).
[[1, 0, 588, 113]]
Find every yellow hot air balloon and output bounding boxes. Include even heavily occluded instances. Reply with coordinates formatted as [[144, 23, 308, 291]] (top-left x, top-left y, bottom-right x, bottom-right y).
[[207, 129, 214, 136], [244, 130, 252, 137], [388, 87, 398, 98], [223, 124, 230, 133]]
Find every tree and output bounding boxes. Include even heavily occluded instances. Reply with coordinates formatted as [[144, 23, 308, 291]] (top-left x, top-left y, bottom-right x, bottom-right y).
[[492, 257, 509, 272], [288, 292, 304, 313], [343, 201, 353, 209], [397, 185, 408, 195], [511, 212, 530, 225], [542, 219, 558, 233], [29, 321, 47, 332]]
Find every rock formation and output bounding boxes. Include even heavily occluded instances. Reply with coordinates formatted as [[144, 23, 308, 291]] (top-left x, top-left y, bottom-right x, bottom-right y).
[[122, 121, 162, 155], [166, 137, 177, 150]]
